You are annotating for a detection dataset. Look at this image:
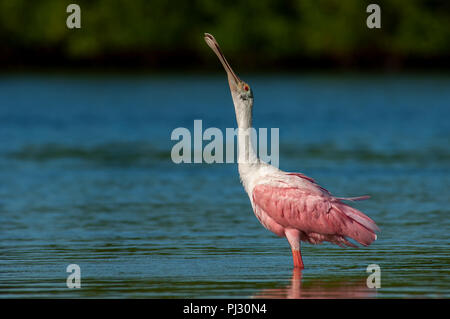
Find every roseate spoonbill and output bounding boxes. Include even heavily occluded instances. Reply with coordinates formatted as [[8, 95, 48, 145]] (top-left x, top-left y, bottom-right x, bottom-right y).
[[204, 33, 379, 269]]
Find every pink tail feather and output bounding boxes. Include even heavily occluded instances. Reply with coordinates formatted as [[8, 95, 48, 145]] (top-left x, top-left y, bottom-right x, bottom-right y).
[[337, 195, 370, 202], [334, 203, 379, 246]]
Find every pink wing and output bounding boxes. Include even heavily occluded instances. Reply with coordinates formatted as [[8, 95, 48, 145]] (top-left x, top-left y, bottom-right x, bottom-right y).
[[252, 174, 379, 247]]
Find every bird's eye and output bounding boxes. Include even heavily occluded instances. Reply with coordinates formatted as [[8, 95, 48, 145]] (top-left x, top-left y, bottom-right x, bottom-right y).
[[244, 84, 249, 91]]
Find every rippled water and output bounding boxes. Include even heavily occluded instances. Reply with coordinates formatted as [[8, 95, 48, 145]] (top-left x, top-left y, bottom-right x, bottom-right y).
[[0, 74, 449, 298]]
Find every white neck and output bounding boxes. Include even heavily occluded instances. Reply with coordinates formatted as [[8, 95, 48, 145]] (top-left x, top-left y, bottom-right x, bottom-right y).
[[231, 92, 260, 193]]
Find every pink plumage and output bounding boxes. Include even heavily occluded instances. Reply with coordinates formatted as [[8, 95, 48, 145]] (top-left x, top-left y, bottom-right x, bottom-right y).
[[250, 172, 379, 268], [252, 173, 378, 248]]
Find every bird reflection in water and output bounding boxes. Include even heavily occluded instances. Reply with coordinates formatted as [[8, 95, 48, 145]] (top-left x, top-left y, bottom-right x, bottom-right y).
[[253, 269, 376, 299]]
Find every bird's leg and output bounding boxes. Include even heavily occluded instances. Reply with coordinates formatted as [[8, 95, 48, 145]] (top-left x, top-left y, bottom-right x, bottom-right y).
[[291, 248, 304, 269], [285, 228, 304, 269]]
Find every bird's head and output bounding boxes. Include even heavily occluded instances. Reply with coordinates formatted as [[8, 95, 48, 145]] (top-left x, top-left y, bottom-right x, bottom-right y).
[[204, 33, 253, 105]]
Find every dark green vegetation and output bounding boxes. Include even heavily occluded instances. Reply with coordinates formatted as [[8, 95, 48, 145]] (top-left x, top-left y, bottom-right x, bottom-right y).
[[1, 0, 449, 70]]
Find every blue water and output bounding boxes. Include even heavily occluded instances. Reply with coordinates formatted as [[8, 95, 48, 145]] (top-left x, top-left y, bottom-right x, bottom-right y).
[[0, 73, 449, 298]]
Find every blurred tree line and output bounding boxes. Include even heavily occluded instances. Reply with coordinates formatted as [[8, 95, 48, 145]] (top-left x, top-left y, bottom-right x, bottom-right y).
[[0, 0, 449, 71]]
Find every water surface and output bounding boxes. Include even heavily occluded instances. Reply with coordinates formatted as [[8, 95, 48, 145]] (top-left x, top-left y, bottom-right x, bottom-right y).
[[0, 73, 449, 298]]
